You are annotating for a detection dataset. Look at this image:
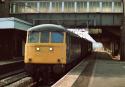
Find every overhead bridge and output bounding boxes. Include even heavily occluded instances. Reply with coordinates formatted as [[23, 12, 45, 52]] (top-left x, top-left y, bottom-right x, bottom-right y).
[[10, 0, 123, 27]]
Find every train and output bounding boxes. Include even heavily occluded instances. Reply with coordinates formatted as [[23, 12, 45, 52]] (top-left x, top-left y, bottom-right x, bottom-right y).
[[24, 24, 92, 83]]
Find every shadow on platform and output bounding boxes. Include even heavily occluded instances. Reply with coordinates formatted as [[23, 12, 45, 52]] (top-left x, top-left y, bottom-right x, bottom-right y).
[[72, 52, 125, 87]]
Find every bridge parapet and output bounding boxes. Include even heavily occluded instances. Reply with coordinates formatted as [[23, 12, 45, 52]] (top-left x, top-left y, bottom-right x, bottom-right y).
[[10, 0, 123, 14]]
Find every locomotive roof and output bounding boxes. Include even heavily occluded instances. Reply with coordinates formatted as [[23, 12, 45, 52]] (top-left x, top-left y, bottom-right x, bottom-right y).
[[28, 24, 65, 31], [28, 24, 79, 37]]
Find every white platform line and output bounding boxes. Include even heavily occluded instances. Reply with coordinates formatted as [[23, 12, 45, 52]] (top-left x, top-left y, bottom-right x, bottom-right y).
[[88, 59, 97, 87], [52, 59, 89, 87]]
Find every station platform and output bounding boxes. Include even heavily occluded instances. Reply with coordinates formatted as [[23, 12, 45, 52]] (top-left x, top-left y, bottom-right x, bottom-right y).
[[88, 52, 125, 87], [52, 52, 125, 87]]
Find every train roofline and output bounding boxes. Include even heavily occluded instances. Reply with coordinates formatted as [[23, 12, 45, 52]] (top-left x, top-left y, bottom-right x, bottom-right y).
[[27, 24, 93, 43], [27, 24, 65, 31], [27, 24, 80, 37]]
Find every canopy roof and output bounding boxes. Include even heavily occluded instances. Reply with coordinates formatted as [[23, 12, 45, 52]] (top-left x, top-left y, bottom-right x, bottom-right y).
[[0, 17, 32, 31]]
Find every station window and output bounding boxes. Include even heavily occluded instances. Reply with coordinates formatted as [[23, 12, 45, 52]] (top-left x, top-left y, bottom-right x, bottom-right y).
[[40, 32, 49, 43], [77, 1, 87, 12], [28, 32, 39, 43], [51, 32, 64, 43], [102, 2, 112, 12]]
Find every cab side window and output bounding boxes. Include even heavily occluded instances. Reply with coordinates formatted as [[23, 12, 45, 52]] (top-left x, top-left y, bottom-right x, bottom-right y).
[[51, 32, 64, 43], [28, 31, 39, 43]]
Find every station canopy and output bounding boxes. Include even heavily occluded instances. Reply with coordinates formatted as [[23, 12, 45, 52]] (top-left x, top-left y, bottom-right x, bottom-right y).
[[0, 17, 32, 31]]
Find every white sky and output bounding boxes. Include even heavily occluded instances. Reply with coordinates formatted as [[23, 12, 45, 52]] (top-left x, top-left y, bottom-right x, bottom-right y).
[[68, 29, 104, 49], [68, 29, 96, 43]]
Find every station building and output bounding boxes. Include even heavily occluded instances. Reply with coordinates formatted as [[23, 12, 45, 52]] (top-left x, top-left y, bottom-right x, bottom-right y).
[[0, 17, 32, 60]]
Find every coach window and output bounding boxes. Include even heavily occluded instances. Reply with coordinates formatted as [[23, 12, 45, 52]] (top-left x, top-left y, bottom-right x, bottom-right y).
[[28, 32, 39, 43], [51, 32, 64, 43], [40, 32, 49, 43]]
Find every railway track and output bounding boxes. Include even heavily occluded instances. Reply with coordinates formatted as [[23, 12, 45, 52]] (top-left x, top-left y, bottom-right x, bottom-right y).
[[1, 69, 69, 87], [0, 71, 29, 87], [0, 72, 53, 87], [0, 56, 92, 87]]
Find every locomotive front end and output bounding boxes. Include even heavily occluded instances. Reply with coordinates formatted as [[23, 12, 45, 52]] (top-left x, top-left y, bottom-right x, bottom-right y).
[[25, 31, 66, 64]]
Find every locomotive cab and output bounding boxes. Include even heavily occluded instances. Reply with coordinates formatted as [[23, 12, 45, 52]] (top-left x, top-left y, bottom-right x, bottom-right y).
[[25, 26, 67, 64]]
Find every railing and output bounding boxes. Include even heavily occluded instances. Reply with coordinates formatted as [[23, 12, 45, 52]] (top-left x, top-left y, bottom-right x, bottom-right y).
[[10, 1, 123, 14]]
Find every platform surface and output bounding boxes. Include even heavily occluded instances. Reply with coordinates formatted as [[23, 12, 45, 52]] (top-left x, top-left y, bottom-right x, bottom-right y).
[[52, 54, 95, 87], [52, 52, 125, 87], [88, 52, 125, 87]]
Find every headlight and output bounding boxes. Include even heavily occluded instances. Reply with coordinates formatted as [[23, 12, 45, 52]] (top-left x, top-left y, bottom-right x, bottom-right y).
[[36, 47, 40, 51], [49, 47, 53, 51]]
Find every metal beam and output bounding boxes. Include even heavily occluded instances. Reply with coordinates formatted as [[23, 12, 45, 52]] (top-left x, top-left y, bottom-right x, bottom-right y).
[[104, 29, 120, 37]]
